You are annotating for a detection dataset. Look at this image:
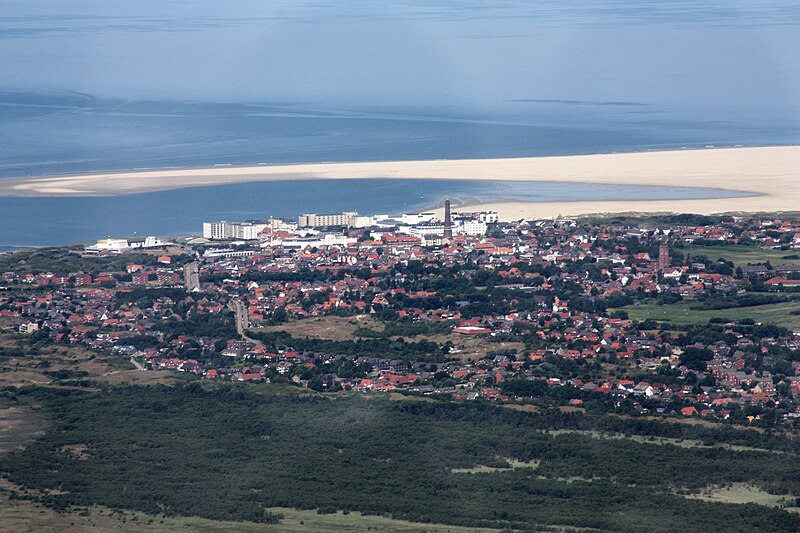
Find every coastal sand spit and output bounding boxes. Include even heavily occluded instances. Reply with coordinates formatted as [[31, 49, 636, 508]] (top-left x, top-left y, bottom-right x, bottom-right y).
[[1, 146, 798, 218]]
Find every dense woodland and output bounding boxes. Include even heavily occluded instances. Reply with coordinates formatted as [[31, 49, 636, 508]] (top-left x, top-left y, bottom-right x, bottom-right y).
[[2, 384, 800, 533], [0, 247, 185, 275]]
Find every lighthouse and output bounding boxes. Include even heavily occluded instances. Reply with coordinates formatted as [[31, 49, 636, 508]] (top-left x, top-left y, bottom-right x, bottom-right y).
[[443, 198, 453, 239]]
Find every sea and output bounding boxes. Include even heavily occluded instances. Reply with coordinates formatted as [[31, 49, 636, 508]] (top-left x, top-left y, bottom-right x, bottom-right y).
[[2, 1, 800, 247], [0, 92, 798, 249]]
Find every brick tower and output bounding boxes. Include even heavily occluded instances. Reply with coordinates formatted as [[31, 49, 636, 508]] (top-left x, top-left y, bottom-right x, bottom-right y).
[[443, 199, 453, 239], [658, 241, 669, 271]]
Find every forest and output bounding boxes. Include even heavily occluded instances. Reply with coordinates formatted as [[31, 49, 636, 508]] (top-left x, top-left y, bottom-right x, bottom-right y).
[[2, 384, 800, 533], [0, 247, 182, 275]]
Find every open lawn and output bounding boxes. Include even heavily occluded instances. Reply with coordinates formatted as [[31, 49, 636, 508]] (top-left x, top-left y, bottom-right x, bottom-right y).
[[257, 317, 525, 361], [422, 333, 525, 361], [685, 483, 799, 509], [614, 300, 800, 330], [255, 316, 383, 342], [0, 331, 174, 388], [450, 458, 540, 474], [0, 494, 502, 533], [548, 429, 782, 454], [260, 508, 501, 533], [679, 244, 799, 267]]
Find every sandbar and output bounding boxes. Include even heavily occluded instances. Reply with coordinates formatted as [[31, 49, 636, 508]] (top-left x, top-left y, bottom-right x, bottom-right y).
[[0, 146, 798, 218]]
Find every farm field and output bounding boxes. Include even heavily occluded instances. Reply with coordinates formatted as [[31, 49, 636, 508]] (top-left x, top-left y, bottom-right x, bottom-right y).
[[615, 300, 800, 330], [679, 244, 799, 267]]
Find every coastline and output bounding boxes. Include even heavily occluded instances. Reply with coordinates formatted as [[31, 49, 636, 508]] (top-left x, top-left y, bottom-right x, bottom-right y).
[[1, 146, 798, 218]]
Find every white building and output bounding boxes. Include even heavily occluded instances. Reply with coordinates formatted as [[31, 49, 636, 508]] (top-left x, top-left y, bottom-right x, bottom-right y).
[[85, 238, 131, 253], [202, 248, 257, 259], [321, 234, 358, 246], [352, 214, 388, 228], [130, 236, 173, 249], [479, 211, 499, 224], [402, 219, 486, 239], [460, 219, 488, 236], [420, 234, 445, 247], [268, 217, 298, 232], [454, 211, 499, 224], [235, 223, 267, 240], [400, 212, 437, 225], [408, 223, 446, 238], [298, 212, 359, 228], [281, 237, 321, 249], [202, 221, 267, 240], [203, 221, 231, 240], [281, 233, 357, 248], [19, 322, 39, 334], [305, 211, 439, 229]]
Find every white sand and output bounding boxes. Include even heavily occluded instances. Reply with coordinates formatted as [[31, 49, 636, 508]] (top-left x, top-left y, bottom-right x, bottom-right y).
[[1, 146, 798, 217]]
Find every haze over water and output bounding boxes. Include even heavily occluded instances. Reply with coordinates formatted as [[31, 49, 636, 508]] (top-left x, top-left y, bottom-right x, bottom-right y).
[[0, 1, 798, 245]]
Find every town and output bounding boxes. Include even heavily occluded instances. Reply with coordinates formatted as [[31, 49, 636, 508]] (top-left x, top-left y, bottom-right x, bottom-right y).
[[2, 206, 800, 429]]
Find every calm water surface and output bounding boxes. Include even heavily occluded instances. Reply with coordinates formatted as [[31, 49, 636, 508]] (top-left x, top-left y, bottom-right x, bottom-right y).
[[1, 1, 798, 246], [0, 179, 753, 248]]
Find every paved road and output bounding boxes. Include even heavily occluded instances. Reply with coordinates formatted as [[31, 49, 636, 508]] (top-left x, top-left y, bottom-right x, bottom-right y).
[[184, 261, 200, 292], [229, 298, 257, 343], [129, 357, 146, 371]]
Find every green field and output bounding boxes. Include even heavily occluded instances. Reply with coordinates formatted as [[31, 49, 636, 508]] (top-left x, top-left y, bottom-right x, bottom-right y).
[[615, 300, 800, 330], [679, 244, 799, 267]]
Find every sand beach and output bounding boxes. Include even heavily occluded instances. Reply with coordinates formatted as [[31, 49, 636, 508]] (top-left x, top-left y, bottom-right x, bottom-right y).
[[1, 146, 797, 218]]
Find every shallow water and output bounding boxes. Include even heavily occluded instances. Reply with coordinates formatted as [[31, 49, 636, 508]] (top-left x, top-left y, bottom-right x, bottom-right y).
[[0, 178, 752, 247]]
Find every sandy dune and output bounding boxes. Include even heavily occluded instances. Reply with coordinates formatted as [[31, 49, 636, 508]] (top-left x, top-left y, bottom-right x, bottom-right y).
[[1, 146, 798, 218]]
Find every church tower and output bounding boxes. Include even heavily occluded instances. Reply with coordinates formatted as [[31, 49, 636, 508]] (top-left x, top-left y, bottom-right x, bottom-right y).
[[658, 240, 669, 270]]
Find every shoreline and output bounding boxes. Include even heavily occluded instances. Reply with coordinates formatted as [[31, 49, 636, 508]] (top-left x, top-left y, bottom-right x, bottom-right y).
[[0, 146, 798, 218]]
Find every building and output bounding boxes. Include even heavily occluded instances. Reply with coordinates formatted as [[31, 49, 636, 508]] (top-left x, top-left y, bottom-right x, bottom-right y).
[[85, 238, 131, 253], [298, 212, 359, 228], [157, 271, 181, 285], [443, 199, 453, 239], [203, 221, 267, 240], [347, 214, 384, 228], [281, 233, 358, 248], [408, 223, 446, 238], [399, 212, 437, 225], [420, 234, 445, 247], [201, 248, 257, 259], [268, 217, 298, 232], [453, 325, 492, 335], [459, 219, 488, 236], [457, 211, 500, 224], [658, 241, 670, 270], [131, 271, 150, 284], [136, 236, 173, 249], [203, 221, 231, 240], [73, 273, 92, 286], [19, 322, 39, 334], [478, 211, 500, 224]]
